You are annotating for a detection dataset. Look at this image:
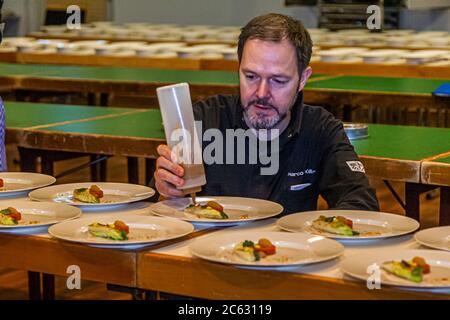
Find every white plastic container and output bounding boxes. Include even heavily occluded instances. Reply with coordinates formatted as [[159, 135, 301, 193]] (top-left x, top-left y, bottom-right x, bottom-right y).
[[157, 83, 206, 194]]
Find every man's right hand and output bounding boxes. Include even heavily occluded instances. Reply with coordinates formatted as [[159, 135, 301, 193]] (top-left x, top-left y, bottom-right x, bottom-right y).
[[154, 144, 185, 198]]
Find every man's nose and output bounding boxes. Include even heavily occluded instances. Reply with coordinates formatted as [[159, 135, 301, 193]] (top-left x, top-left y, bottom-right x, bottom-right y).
[[256, 80, 270, 98]]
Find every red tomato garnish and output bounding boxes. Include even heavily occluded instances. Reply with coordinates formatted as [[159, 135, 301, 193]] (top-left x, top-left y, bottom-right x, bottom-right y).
[[89, 185, 104, 198], [7, 207, 21, 221], [257, 238, 276, 255], [337, 216, 353, 228], [0, 178, 3, 188], [114, 220, 129, 234], [412, 257, 431, 274], [9, 212, 21, 221], [260, 245, 276, 255]]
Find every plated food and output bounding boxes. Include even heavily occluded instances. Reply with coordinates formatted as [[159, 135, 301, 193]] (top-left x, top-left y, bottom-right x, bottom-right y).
[[277, 210, 420, 240], [233, 238, 276, 262], [88, 220, 129, 240], [184, 200, 229, 220], [312, 215, 361, 236], [381, 256, 430, 283], [73, 185, 104, 204], [29, 182, 155, 208], [149, 196, 283, 225], [0, 200, 81, 230], [48, 215, 194, 248], [341, 249, 450, 288], [0, 172, 56, 197], [189, 231, 344, 267], [0, 207, 22, 225]]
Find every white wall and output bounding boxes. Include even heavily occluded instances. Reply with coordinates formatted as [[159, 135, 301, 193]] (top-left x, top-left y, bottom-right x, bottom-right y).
[[3, 0, 450, 36], [3, 0, 45, 36], [112, 0, 318, 28], [400, 8, 450, 30], [112, 0, 450, 31]]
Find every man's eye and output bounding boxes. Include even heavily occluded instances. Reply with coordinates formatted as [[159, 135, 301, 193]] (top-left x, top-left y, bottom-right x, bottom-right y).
[[272, 79, 287, 85], [245, 74, 256, 80]]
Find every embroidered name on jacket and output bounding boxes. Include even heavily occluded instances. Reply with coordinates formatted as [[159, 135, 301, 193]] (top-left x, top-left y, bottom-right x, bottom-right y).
[[346, 161, 365, 173], [287, 169, 316, 177]]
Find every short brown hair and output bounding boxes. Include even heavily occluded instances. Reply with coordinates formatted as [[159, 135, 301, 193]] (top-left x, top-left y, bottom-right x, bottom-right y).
[[237, 13, 312, 75]]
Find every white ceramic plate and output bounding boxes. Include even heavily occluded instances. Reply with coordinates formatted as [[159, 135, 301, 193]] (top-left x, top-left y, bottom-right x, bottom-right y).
[[341, 249, 450, 288], [277, 210, 419, 240], [414, 226, 450, 251], [189, 231, 344, 267], [28, 182, 155, 209], [48, 214, 194, 248], [0, 200, 81, 229], [149, 196, 283, 226], [0, 172, 56, 197]]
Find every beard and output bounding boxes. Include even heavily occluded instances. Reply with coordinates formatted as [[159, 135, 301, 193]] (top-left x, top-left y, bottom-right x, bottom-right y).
[[243, 97, 288, 130]]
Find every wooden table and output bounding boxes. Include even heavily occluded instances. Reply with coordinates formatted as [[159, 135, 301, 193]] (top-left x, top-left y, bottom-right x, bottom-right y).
[[5, 101, 160, 183], [0, 199, 152, 300], [136, 219, 450, 299], [309, 61, 450, 80], [0, 201, 447, 300], [0, 233, 137, 298], [350, 124, 450, 225], [5, 102, 450, 224], [0, 63, 448, 112], [5, 101, 158, 157], [3, 102, 450, 299], [353, 124, 450, 183], [304, 75, 450, 112], [2, 50, 450, 79], [0, 197, 220, 300], [199, 59, 450, 80], [422, 155, 450, 225], [0, 62, 239, 100], [13, 52, 204, 70]]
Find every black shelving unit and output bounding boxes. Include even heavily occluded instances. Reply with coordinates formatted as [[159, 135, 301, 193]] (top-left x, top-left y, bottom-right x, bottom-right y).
[[285, 1, 403, 30], [317, 0, 402, 30]]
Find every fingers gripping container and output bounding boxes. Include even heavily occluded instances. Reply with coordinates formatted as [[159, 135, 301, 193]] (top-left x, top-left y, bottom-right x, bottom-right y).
[[156, 83, 206, 194]]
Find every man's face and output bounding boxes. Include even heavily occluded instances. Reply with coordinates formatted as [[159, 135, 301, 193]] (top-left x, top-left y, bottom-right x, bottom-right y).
[[239, 38, 310, 131]]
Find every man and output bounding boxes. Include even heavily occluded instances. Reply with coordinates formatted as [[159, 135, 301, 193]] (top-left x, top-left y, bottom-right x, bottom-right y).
[[154, 13, 379, 214]]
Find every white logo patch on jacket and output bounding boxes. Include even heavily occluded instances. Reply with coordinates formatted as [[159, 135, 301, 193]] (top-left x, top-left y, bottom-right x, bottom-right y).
[[346, 161, 365, 173]]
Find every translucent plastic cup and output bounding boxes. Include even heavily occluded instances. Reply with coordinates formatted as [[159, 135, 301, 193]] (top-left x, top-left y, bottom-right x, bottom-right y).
[[156, 83, 206, 194]]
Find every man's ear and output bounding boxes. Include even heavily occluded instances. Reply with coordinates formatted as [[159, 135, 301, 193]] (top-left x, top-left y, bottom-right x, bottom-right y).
[[298, 66, 313, 91]]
